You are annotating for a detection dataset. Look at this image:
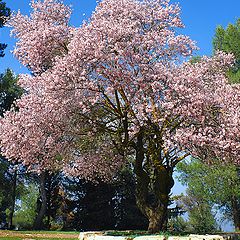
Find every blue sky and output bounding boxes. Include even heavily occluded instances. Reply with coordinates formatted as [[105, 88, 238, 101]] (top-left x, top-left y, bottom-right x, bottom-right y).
[[0, 0, 238, 231]]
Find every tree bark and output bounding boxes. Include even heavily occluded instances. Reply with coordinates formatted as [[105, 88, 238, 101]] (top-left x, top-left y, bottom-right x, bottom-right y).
[[137, 171, 173, 233], [33, 171, 48, 230], [8, 169, 17, 230], [134, 131, 174, 233], [147, 206, 168, 233]]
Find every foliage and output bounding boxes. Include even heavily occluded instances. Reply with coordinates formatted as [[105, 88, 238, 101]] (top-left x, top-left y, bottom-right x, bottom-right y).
[[176, 191, 218, 234], [13, 184, 39, 230], [0, 0, 10, 28], [0, 158, 12, 227], [0, 0, 10, 57], [62, 168, 148, 231], [0, 69, 23, 116], [167, 216, 188, 233], [113, 168, 148, 230], [177, 158, 240, 231], [213, 18, 240, 83], [0, 69, 23, 228], [0, 161, 27, 229], [1, 168, 148, 231]]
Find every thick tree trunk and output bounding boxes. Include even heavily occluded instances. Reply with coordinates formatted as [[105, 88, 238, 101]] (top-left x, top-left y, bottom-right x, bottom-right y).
[[33, 171, 48, 230], [136, 181, 171, 233], [147, 206, 168, 233], [8, 170, 17, 230], [46, 175, 52, 230], [134, 132, 174, 233], [231, 196, 240, 231]]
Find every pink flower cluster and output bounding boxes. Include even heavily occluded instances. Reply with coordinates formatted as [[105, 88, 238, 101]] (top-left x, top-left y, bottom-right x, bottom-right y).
[[9, 0, 72, 74]]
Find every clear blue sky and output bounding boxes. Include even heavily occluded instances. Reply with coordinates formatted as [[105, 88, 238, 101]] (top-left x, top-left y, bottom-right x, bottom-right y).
[[0, 0, 238, 231]]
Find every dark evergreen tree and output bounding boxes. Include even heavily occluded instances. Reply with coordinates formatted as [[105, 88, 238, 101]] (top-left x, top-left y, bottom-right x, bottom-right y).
[[0, 69, 23, 116], [112, 168, 148, 230], [62, 177, 116, 231], [0, 69, 23, 229], [0, 0, 10, 57], [61, 168, 148, 231], [0, 157, 12, 228]]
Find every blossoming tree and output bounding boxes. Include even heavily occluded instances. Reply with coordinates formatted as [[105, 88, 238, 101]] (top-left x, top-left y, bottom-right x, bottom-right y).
[[1, 0, 239, 232]]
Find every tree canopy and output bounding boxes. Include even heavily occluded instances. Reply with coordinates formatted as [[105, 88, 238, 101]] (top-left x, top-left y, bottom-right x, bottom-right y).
[[0, 0, 239, 232], [177, 159, 240, 231], [213, 18, 240, 83]]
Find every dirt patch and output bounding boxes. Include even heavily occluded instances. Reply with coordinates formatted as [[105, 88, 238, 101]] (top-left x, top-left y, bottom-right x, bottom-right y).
[[0, 230, 79, 239]]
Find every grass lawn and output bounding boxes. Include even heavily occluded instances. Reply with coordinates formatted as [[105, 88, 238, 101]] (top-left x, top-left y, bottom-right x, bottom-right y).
[[0, 230, 79, 240]]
